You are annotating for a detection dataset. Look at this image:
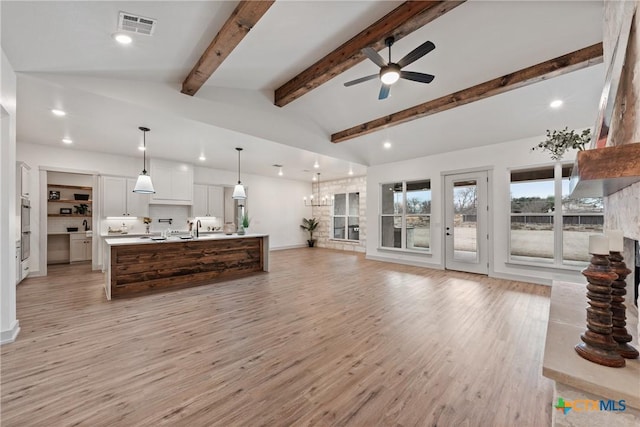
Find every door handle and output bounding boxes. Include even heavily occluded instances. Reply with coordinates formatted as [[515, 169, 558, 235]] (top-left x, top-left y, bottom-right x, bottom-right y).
[[446, 232, 451, 236]]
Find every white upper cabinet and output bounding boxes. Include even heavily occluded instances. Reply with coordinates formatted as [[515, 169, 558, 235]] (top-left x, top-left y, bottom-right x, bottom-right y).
[[149, 159, 193, 205], [192, 184, 207, 217], [125, 178, 150, 217], [207, 186, 224, 218], [102, 176, 149, 217], [192, 184, 224, 217]]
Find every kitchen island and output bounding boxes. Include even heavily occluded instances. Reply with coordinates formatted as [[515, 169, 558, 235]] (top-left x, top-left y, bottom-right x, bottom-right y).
[[103, 233, 269, 299]]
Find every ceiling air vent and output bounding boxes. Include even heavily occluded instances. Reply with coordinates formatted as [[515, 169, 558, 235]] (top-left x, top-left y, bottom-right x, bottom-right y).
[[118, 11, 157, 36]]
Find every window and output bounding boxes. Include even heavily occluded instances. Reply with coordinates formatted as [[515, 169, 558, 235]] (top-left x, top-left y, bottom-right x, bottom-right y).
[[333, 192, 359, 240], [510, 165, 603, 265], [380, 180, 431, 251]]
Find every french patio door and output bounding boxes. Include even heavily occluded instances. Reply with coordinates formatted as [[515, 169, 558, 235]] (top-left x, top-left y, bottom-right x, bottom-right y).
[[444, 171, 489, 274]]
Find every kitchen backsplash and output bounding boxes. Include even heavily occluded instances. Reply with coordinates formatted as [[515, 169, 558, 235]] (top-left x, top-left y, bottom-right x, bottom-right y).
[[149, 205, 190, 233], [101, 205, 224, 234], [48, 217, 91, 233]]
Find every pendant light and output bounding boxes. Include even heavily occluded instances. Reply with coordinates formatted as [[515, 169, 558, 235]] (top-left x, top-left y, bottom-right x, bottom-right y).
[[232, 147, 246, 200], [133, 126, 155, 194], [304, 173, 333, 206]]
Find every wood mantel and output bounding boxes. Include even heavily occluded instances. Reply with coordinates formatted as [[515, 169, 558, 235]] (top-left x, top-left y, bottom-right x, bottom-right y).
[[571, 142, 640, 198]]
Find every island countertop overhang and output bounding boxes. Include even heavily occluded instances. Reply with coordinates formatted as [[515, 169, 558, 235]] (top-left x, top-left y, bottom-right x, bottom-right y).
[[104, 232, 268, 246]]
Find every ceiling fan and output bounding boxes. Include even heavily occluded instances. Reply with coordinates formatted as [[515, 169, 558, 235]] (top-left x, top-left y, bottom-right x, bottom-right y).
[[344, 36, 435, 100]]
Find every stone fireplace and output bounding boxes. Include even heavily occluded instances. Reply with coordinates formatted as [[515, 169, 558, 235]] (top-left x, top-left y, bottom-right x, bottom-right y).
[[602, 0, 640, 325], [542, 5, 640, 426]]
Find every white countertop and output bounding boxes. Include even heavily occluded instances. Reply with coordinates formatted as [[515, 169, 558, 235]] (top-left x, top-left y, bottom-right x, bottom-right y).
[[104, 233, 268, 246], [49, 231, 93, 236], [100, 231, 222, 238]]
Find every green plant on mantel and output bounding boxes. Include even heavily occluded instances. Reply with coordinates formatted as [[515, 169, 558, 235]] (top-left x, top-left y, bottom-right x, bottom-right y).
[[532, 127, 592, 160], [242, 212, 251, 228]]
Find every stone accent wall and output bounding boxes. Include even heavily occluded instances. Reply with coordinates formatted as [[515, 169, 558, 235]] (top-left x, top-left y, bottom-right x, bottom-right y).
[[605, 182, 640, 241], [311, 175, 366, 253], [603, 0, 640, 333]]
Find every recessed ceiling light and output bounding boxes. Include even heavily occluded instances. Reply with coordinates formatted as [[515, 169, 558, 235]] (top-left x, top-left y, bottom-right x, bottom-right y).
[[348, 169, 354, 176], [199, 155, 206, 161], [550, 99, 563, 109], [383, 141, 392, 149], [313, 161, 320, 169], [113, 33, 133, 45], [62, 138, 73, 144], [51, 109, 66, 117], [312, 175, 317, 181]]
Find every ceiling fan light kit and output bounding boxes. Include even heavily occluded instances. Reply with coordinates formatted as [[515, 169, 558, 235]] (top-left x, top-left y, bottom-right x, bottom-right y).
[[345, 36, 436, 100], [380, 64, 401, 85]]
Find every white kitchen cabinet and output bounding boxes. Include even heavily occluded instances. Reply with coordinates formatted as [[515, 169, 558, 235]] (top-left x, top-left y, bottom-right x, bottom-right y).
[[192, 184, 224, 217], [149, 159, 193, 205], [192, 184, 207, 217], [125, 179, 150, 217], [70, 234, 92, 262], [102, 176, 149, 217]]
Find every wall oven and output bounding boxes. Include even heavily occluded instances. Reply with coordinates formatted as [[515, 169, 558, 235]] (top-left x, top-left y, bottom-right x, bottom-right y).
[[21, 199, 30, 261]]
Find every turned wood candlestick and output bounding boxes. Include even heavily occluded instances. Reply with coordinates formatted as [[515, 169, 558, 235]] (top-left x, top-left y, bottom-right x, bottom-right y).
[[609, 251, 639, 359], [575, 253, 625, 367]]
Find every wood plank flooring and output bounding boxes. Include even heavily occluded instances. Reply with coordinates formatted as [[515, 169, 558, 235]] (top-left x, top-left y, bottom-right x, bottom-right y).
[[1, 249, 553, 426]]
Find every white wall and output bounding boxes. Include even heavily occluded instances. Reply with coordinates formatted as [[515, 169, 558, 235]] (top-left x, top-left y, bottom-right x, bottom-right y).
[[195, 167, 312, 248], [366, 134, 588, 285], [1, 48, 20, 344], [17, 142, 312, 274]]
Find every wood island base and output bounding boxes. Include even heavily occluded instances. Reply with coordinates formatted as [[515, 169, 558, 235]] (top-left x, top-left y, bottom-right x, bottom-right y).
[[105, 235, 269, 299]]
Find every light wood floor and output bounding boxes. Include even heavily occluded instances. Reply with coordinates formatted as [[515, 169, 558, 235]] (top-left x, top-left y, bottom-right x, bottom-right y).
[[1, 249, 553, 426]]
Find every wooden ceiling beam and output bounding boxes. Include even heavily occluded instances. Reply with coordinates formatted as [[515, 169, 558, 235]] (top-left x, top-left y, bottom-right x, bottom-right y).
[[274, 1, 466, 107], [331, 42, 604, 143], [182, 1, 275, 96]]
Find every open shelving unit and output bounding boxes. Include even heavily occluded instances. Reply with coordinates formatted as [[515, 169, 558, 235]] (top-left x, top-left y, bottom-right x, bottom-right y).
[[47, 183, 93, 264], [47, 184, 92, 217]]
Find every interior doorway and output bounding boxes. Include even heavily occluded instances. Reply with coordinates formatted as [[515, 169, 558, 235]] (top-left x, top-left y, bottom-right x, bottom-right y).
[[444, 171, 489, 274]]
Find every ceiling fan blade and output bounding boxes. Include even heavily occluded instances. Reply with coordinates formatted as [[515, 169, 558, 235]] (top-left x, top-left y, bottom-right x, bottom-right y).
[[400, 71, 435, 84], [362, 47, 387, 68], [343, 74, 379, 87], [378, 84, 390, 100], [397, 40, 436, 68]]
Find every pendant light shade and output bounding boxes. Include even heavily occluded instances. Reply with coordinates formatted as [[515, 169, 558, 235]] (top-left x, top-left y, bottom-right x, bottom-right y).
[[232, 184, 246, 200], [134, 173, 155, 194], [232, 147, 246, 200], [133, 126, 155, 194]]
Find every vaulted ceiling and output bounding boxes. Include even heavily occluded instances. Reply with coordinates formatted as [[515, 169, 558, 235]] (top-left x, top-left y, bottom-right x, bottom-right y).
[[1, 1, 605, 181]]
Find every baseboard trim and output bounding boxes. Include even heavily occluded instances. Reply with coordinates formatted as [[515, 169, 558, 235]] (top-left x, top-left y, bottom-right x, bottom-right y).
[[0, 320, 20, 345], [490, 271, 551, 286], [270, 244, 307, 251], [366, 254, 443, 270]]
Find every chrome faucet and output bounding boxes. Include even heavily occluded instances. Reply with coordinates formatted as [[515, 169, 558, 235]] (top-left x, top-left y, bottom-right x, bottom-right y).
[[196, 219, 202, 238], [82, 219, 89, 231]]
